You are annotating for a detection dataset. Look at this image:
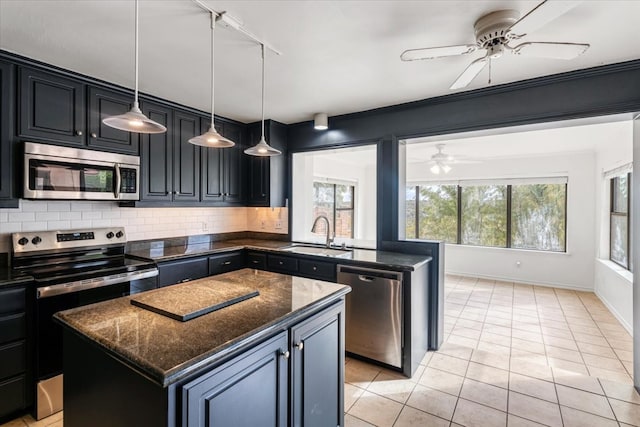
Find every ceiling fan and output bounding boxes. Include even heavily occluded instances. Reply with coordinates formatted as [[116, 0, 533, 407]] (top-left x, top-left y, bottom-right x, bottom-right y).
[[426, 144, 478, 174], [401, 0, 589, 90]]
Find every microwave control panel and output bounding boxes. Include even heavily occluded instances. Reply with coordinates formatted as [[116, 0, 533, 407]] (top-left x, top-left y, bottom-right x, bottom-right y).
[[120, 168, 137, 194]]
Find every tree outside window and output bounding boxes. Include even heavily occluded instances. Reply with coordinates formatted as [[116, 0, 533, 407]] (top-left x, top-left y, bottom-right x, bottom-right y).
[[313, 181, 355, 238], [610, 173, 630, 270]]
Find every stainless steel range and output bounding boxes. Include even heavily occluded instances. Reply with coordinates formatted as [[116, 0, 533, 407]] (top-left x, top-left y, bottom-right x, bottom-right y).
[[11, 227, 158, 420]]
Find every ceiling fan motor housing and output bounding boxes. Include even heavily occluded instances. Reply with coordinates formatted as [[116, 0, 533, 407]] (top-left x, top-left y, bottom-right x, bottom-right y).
[[474, 10, 520, 51]]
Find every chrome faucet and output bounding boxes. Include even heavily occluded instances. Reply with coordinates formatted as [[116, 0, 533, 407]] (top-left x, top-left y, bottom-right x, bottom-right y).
[[311, 215, 334, 248]]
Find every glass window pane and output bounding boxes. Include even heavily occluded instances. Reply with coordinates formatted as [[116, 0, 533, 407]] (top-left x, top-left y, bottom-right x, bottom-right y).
[[511, 184, 566, 252], [335, 210, 353, 238], [405, 186, 416, 239], [612, 175, 628, 213], [418, 185, 458, 243], [312, 182, 334, 233], [335, 185, 354, 209], [611, 214, 628, 268], [461, 185, 507, 247]]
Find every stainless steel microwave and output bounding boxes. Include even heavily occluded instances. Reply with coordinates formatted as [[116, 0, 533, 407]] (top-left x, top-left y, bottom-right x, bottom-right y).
[[23, 142, 140, 201]]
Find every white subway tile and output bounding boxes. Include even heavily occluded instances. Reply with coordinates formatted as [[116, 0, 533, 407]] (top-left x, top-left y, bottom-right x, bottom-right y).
[[0, 212, 7, 222], [91, 219, 112, 228], [9, 212, 35, 222], [82, 211, 102, 220], [69, 220, 92, 229], [36, 212, 60, 221], [71, 202, 93, 212], [47, 201, 71, 212], [59, 212, 82, 220], [22, 222, 48, 232], [47, 220, 71, 230], [102, 211, 121, 219], [0, 222, 21, 233], [119, 209, 138, 218], [21, 201, 48, 212]]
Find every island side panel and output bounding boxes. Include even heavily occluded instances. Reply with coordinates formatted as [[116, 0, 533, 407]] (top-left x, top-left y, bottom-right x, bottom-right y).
[[63, 330, 172, 427]]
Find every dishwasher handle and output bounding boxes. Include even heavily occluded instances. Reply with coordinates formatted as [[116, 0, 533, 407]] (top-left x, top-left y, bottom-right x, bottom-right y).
[[337, 265, 403, 282]]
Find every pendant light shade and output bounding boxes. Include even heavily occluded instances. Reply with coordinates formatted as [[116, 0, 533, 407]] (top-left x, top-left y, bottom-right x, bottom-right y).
[[245, 44, 281, 157], [102, 0, 167, 134], [189, 13, 235, 148]]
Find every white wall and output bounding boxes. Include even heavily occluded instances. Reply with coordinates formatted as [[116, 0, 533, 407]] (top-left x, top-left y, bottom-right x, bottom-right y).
[[593, 121, 633, 331], [0, 201, 287, 254], [407, 151, 597, 290]]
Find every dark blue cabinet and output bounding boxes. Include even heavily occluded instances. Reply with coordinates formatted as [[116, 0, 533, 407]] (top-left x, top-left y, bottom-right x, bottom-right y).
[[173, 111, 201, 202], [140, 101, 173, 202], [0, 60, 16, 207]]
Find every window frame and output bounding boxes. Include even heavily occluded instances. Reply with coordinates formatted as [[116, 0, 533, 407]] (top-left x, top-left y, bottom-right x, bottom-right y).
[[312, 180, 356, 239], [609, 172, 631, 270], [407, 179, 568, 252]]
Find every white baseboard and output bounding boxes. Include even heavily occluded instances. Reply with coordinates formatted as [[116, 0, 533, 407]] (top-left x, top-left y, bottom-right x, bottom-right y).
[[594, 289, 633, 334], [445, 270, 593, 292]]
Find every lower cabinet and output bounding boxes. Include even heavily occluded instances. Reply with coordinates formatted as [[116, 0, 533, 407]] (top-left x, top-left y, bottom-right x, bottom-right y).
[[157, 257, 209, 288]]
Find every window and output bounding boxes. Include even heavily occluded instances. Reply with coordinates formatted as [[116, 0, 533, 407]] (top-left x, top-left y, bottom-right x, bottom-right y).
[[610, 173, 631, 269], [313, 181, 355, 238], [406, 178, 567, 252]]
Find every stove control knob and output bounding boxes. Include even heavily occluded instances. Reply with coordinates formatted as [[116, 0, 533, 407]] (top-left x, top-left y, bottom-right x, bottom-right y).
[[115, 231, 124, 239], [18, 237, 29, 246], [106, 232, 115, 239], [32, 236, 42, 245]]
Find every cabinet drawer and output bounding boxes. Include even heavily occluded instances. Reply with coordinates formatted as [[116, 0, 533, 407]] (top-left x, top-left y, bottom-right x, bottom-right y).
[[268, 255, 298, 273], [0, 287, 25, 315], [298, 260, 336, 281], [0, 374, 26, 419], [157, 257, 208, 288], [0, 313, 25, 344], [208, 252, 245, 276], [247, 252, 267, 270], [0, 341, 26, 381]]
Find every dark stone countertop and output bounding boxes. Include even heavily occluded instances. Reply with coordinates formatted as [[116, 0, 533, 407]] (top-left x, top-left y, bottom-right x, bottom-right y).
[[0, 267, 33, 289], [127, 238, 431, 271], [54, 268, 350, 387]]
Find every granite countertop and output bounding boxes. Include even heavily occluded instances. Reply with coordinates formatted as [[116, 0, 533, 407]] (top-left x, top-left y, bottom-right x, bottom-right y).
[[128, 238, 431, 271], [54, 268, 350, 387], [0, 267, 33, 288]]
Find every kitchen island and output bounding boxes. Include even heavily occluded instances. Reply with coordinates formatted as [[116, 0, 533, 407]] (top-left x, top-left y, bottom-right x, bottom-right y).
[[54, 269, 350, 427]]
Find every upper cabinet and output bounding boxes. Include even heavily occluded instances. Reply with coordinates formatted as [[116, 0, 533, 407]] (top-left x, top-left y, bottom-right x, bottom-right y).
[[17, 67, 138, 154], [173, 111, 201, 202], [247, 120, 288, 207], [18, 67, 86, 147], [200, 119, 245, 205], [139, 101, 173, 202], [0, 60, 17, 207], [87, 87, 138, 154]]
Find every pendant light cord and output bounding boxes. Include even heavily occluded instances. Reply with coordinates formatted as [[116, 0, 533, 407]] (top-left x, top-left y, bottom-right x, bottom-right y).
[[134, 0, 139, 107], [210, 13, 215, 127], [261, 44, 266, 141]]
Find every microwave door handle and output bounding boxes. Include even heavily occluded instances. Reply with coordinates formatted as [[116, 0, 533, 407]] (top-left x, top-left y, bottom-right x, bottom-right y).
[[114, 163, 121, 199]]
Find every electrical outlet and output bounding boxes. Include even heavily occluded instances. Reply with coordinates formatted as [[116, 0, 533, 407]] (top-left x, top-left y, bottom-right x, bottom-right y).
[[275, 220, 283, 229], [261, 220, 266, 229], [202, 222, 208, 232]]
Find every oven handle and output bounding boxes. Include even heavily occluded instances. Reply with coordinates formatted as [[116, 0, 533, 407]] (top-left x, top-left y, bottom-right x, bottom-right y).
[[36, 268, 158, 299], [114, 163, 121, 199]]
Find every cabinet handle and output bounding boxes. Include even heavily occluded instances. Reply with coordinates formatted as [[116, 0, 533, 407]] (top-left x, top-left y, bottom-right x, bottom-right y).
[[261, 193, 266, 197], [281, 350, 290, 359], [76, 130, 83, 136], [252, 260, 259, 264], [222, 261, 231, 265], [90, 132, 97, 138], [296, 342, 304, 351], [312, 266, 317, 271], [181, 278, 191, 283], [279, 261, 284, 265]]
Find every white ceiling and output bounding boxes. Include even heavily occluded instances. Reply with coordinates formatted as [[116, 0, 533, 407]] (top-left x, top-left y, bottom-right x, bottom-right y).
[[1, 1, 639, 125]]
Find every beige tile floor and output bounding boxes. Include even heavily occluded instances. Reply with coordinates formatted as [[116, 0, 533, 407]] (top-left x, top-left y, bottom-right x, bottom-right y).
[[3, 275, 639, 427], [344, 275, 640, 426]]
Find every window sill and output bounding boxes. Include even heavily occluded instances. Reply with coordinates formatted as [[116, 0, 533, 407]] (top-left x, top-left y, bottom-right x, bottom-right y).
[[596, 258, 632, 283], [444, 243, 570, 256]]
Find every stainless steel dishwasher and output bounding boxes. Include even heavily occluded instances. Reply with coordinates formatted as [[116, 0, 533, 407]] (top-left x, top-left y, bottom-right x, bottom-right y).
[[337, 265, 403, 368]]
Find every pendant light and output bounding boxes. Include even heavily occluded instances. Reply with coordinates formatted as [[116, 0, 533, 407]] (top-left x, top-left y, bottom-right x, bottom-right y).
[[244, 44, 281, 156], [102, 0, 167, 134], [188, 13, 234, 147]]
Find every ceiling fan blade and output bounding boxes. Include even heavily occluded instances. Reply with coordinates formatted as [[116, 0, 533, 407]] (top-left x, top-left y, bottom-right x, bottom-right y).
[[400, 44, 478, 61], [512, 42, 589, 59], [508, 0, 582, 38], [449, 56, 488, 90]]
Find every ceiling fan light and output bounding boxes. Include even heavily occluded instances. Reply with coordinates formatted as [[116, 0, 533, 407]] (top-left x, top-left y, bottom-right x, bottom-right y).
[[189, 125, 235, 147], [430, 164, 440, 174], [102, 103, 167, 134], [442, 164, 452, 173], [244, 136, 281, 157]]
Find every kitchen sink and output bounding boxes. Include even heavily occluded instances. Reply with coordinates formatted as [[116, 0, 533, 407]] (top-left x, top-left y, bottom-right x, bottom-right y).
[[281, 244, 353, 258]]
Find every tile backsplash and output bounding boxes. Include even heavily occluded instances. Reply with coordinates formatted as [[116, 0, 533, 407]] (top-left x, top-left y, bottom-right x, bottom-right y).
[[0, 200, 287, 253]]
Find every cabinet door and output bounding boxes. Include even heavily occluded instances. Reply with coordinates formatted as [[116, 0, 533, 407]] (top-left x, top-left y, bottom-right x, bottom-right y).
[[88, 86, 139, 154], [291, 302, 344, 427], [19, 67, 85, 146], [247, 156, 269, 206], [0, 375, 26, 420], [0, 61, 14, 204], [208, 251, 245, 276], [173, 111, 201, 202], [200, 119, 224, 203], [140, 101, 173, 201], [182, 331, 288, 427], [222, 122, 244, 204], [157, 257, 208, 287]]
